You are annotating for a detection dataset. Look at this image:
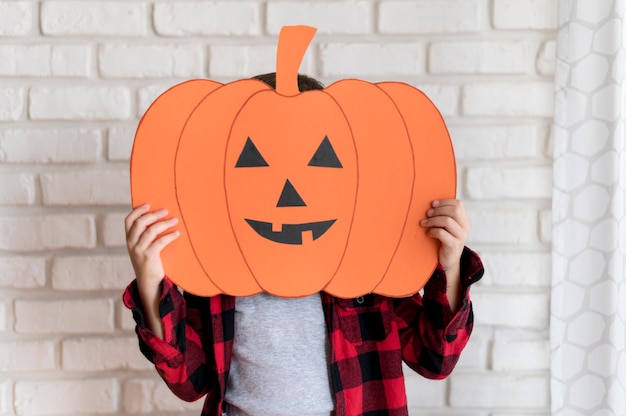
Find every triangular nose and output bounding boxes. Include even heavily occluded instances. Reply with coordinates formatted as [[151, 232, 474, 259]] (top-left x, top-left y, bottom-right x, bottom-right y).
[[276, 179, 306, 207]]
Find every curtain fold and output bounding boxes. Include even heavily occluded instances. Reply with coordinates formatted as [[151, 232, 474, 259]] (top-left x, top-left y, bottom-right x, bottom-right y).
[[551, 0, 626, 414]]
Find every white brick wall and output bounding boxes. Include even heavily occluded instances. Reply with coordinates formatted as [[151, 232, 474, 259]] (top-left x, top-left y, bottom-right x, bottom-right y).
[[0, 257, 47, 288], [429, 41, 530, 74], [29, 87, 132, 120], [493, 0, 558, 30], [0, 128, 102, 163], [41, 1, 148, 36], [379, 0, 486, 34], [0, 87, 25, 120], [99, 44, 204, 78], [153, 2, 261, 36], [15, 379, 118, 415], [15, 298, 114, 333], [266, 2, 372, 34], [0, 2, 34, 36], [0, 1, 555, 414]]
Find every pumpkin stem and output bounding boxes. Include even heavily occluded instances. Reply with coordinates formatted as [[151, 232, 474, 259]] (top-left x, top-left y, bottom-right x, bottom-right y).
[[276, 25, 317, 96]]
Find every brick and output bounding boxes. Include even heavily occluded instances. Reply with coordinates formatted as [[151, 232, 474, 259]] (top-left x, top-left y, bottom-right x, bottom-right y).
[[493, 330, 550, 371], [0, 87, 24, 121], [52, 255, 133, 290], [466, 166, 552, 199], [379, 0, 484, 34], [492, 414, 550, 416], [41, 1, 146, 36], [448, 125, 540, 160], [30, 87, 132, 120], [467, 209, 537, 244], [119, 301, 136, 331], [0, 301, 6, 332], [462, 82, 554, 117], [455, 326, 490, 370], [320, 43, 423, 77], [0, 45, 91, 77], [0, 173, 36, 205], [15, 379, 117, 415], [471, 291, 549, 329], [101, 212, 127, 247], [403, 365, 446, 407], [0, 128, 102, 163], [412, 84, 459, 117], [0, 2, 33, 36], [108, 126, 135, 161], [0, 256, 46, 288], [15, 298, 114, 334], [62, 336, 151, 371], [123, 378, 204, 413], [450, 374, 549, 408], [429, 41, 529, 74], [99, 44, 203, 78], [539, 209, 552, 243], [41, 169, 130, 206], [267, 2, 371, 34], [52, 45, 92, 77], [209, 45, 314, 78], [0, 340, 56, 371], [0, 215, 95, 251], [154, 2, 260, 36], [537, 40, 556, 75], [493, 0, 558, 30], [0, 380, 10, 414], [480, 252, 551, 287]]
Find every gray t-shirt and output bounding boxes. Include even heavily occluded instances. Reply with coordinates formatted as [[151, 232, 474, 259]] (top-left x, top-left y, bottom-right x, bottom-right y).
[[224, 293, 334, 416]]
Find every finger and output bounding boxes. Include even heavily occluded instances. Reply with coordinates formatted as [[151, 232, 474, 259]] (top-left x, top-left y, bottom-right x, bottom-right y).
[[420, 216, 466, 240], [127, 208, 169, 246], [427, 228, 465, 261], [146, 230, 181, 256], [135, 217, 179, 252], [432, 199, 461, 207], [428, 200, 468, 226], [427, 206, 469, 229], [427, 226, 457, 247], [125, 204, 150, 233]]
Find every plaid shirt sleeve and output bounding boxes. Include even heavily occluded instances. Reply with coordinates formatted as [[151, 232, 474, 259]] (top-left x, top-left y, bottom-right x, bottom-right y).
[[122, 277, 218, 403], [393, 246, 484, 379]]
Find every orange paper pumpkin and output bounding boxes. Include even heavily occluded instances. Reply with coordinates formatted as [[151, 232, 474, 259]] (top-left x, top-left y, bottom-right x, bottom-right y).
[[130, 25, 456, 298]]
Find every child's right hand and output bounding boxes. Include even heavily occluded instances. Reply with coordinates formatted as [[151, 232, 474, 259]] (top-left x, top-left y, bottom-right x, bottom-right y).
[[125, 204, 178, 339], [125, 204, 180, 288]]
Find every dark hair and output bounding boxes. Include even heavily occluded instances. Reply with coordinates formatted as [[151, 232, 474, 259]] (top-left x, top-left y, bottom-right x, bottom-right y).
[[252, 72, 325, 92]]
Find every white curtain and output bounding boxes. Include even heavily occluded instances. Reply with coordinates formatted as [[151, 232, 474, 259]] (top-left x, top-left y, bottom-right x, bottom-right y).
[[551, 0, 626, 415]]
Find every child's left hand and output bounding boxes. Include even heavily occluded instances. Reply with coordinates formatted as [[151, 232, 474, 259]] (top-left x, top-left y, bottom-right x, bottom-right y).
[[420, 199, 469, 313], [420, 199, 469, 273]]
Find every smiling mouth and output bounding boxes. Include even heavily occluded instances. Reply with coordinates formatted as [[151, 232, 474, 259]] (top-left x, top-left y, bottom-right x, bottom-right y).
[[244, 219, 336, 245]]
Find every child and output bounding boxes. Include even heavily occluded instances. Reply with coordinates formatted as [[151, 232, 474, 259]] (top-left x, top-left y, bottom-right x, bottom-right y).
[[123, 73, 484, 416]]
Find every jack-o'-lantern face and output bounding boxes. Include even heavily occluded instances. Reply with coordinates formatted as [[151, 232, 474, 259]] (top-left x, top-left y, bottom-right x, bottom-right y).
[[225, 92, 357, 295]]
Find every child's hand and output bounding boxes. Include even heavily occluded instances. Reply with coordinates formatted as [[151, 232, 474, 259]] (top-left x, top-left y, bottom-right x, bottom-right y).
[[420, 199, 469, 312], [125, 204, 179, 286], [420, 199, 469, 272], [420, 199, 469, 276]]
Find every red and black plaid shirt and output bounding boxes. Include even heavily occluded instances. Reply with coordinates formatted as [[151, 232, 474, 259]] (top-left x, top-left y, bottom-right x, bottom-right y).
[[123, 247, 483, 416]]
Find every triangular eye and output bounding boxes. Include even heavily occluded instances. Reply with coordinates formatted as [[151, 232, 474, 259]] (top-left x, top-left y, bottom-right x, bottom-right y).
[[308, 136, 342, 168], [235, 137, 269, 167]]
